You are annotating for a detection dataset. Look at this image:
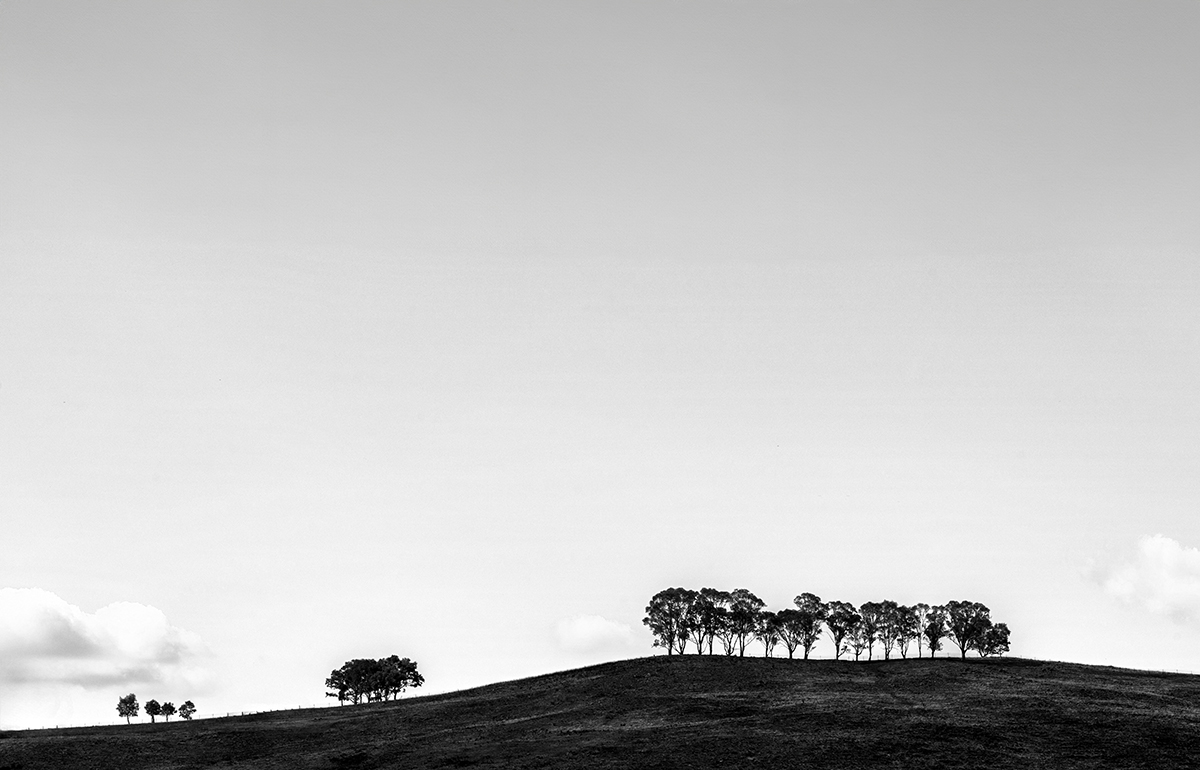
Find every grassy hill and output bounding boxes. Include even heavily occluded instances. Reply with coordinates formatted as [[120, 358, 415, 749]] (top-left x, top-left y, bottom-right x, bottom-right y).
[[2, 655, 1199, 769]]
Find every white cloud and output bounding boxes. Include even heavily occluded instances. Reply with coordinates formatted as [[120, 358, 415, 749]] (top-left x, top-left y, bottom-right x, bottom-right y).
[[0, 588, 211, 689], [1092, 535, 1200, 622], [554, 614, 637, 655]]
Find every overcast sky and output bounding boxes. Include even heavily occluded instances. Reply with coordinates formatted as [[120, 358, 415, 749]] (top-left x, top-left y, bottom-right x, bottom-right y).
[[2, 0, 1199, 729]]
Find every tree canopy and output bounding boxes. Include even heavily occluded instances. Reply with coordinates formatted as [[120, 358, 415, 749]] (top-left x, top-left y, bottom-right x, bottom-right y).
[[116, 693, 138, 724], [325, 656, 424, 705], [643, 588, 1009, 662]]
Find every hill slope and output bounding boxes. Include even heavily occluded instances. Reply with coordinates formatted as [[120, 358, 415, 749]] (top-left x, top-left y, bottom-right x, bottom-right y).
[[2, 656, 1199, 769]]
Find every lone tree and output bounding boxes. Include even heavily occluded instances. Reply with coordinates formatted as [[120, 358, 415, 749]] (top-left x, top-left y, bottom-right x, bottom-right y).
[[144, 699, 162, 724], [116, 693, 138, 724], [946, 600, 993, 658], [179, 700, 196, 721], [643, 587, 696, 656], [792, 593, 828, 660], [161, 702, 176, 722]]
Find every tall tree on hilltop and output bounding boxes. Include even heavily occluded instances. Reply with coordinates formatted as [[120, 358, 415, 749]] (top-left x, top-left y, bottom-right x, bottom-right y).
[[774, 609, 805, 659], [643, 587, 697, 656], [728, 588, 765, 657], [923, 605, 948, 658], [704, 589, 732, 655], [116, 693, 139, 724], [689, 588, 730, 655], [912, 603, 932, 659], [756, 610, 781, 657], [858, 602, 884, 660], [179, 701, 196, 720], [161, 702, 176, 722], [378, 655, 425, 699], [326, 667, 351, 704], [824, 601, 860, 661], [792, 593, 828, 660], [946, 600, 992, 658], [978, 623, 1011, 657], [895, 605, 919, 659], [144, 699, 162, 724], [847, 624, 869, 661], [877, 600, 902, 660]]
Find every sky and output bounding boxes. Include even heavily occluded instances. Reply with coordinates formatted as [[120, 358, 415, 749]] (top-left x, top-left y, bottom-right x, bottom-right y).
[[2, 0, 1199, 729]]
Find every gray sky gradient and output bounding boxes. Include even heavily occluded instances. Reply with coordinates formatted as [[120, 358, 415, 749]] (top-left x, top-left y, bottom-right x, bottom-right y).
[[2, 1, 1199, 727]]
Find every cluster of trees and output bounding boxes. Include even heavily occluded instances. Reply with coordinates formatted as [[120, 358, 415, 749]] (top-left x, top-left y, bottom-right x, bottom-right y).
[[643, 588, 1010, 661], [324, 655, 424, 705], [116, 693, 196, 724]]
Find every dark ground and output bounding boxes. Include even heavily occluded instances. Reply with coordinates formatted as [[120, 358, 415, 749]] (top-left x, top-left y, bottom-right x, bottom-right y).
[[2, 655, 1198, 769]]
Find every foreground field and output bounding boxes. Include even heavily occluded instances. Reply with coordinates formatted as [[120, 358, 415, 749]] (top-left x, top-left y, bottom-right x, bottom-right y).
[[2, 656, 1198, 769]]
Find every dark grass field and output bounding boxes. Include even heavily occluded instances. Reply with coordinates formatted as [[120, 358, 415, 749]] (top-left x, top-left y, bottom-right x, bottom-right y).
[[2, 655, 1199, 769]]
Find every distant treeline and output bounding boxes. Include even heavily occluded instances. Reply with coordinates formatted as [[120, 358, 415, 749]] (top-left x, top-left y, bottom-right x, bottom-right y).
[[325, 655, 424, 705], [643, 588, 1010, 660], [115, 693, 195, 724]]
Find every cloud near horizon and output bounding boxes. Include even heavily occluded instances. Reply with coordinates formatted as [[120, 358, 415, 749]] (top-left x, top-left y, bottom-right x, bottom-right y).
[[1091, 535, 1200, 623], [554, 614, 638, 655], [0, 588, 212, 690]]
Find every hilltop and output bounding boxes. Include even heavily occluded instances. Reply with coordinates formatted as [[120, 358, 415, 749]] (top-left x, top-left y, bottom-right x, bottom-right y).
[[2, 655, 1198, 769]]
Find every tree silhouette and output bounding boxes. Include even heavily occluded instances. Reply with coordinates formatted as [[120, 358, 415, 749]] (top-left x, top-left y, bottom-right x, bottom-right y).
[[824, 601, 860, 661], [946, 601, 992, 658], [895, 605, 919, 659], [641, 588, 1008, 662], [979, 623, 1011, 657], [912, 603, 932, 658], [144, 699, 162, 724], [756, 610, 781, 657], [923, 605, 948, 657], [847, 624, 869, 661], [161, 702, 176, 722], [179, 700, 196, 720], [728, 589, 765, 657], [792, 593, 827, 660], [773, 609, 804, 659], [643, 587, 696, 655], [325, 656, 425, 705], [858, 602, 884, 660], [116, 693, 138, 724], [877, 600, 902, 660]]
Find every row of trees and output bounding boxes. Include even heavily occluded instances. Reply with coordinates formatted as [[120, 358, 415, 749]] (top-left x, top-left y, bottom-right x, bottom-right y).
[[116, 693, 196, 724], [643, 588, 1010, 661], [324, 655, 424, 705]]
